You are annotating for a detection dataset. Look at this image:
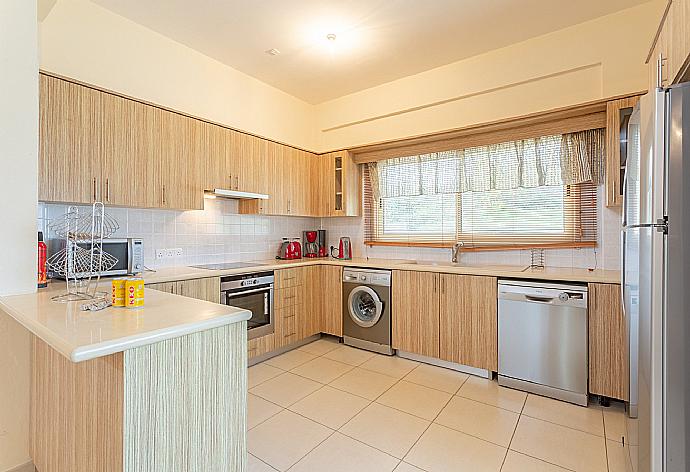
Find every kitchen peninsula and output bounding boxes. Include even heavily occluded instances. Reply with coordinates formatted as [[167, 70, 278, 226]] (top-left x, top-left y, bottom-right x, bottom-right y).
[[0, 284, 251, 472]]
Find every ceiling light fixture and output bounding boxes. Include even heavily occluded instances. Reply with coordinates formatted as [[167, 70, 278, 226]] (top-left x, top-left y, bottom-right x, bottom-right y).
[[326, 33, 337, 41], [265, 48, 281, 56]]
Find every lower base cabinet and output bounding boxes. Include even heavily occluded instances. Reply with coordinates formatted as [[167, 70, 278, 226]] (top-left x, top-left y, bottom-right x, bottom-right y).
[[146, 277, 220, 303], [588, 283, 628, 401], [391, 270, 498, 372], [319, 265, 343, 337], [439, 274, 498, 371]]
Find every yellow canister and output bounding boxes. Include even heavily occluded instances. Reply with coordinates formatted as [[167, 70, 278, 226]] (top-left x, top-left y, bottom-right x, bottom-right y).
[[111, 278, 127, 307], [125, 277, 145, 309]]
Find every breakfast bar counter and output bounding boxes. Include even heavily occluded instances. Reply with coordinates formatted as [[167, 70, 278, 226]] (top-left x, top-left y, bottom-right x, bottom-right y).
[[0, 284, 251, 472]]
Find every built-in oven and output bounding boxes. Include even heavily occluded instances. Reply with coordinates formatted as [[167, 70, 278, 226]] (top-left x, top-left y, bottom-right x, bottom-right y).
[[220, 271, 274, 340]]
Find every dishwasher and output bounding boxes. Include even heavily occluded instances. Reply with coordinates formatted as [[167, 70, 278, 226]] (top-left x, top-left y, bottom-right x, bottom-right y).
[[498, 279, 588, 406]]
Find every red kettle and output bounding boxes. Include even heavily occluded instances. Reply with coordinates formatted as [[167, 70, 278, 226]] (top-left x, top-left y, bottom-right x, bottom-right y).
[[330, 237, 352, 260]]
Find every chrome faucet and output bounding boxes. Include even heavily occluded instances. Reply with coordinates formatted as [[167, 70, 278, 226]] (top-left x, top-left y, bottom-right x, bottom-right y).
[[451, 241, 465, 263]]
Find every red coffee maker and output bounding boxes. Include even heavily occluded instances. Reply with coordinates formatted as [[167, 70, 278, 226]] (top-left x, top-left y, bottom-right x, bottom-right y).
[[303, 231, 319, 258]]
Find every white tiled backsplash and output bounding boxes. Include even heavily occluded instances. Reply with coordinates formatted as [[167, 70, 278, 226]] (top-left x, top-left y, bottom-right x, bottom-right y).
[[37, 199, 319, 269], [38, 185, 622, 271]]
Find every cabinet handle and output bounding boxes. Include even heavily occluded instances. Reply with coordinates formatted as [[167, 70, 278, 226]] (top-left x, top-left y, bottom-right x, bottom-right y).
[[92, 177, 97, 201], [235, 175, 239, 190], [288, 199, 291, 213], [229, 174, 232, 188], [105, 178, 110, 203], [284, 332, 296, 337], [162, 184, 166, 205]]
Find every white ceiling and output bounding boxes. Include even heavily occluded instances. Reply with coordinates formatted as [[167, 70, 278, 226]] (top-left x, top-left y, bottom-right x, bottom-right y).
[[91, 0, 648, 104]]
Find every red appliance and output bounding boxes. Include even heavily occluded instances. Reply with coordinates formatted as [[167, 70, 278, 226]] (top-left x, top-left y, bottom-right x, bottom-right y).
[[277, 238, 302, 260], [303, 231, 319, 258], [38, 231, 47, 288], [317, 230, 328, 257], [331, 237, 352, 260]]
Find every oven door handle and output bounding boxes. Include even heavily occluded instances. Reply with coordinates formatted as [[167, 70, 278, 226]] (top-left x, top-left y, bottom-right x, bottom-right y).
[[223, 287, 272, 299]]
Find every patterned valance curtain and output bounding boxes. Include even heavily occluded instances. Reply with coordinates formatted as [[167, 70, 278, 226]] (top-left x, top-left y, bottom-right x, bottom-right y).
[[368, 128, 605, 200]]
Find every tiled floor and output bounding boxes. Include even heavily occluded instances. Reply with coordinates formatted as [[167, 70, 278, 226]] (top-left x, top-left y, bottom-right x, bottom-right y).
[[247, 337, 633, 472]]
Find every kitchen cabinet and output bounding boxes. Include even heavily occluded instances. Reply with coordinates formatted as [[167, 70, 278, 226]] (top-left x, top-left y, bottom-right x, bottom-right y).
[[248, 334, 276, 360], [606, 96, 641, 208], [392, 270, 440, 358], [39, 75, 102, 204], [648, 0, 690, 88], [275, 267, 307, 347], [321, 151, 361, 217], [319, 265, 343, 336], [439, 274, 498, 371], [588, 283, 628, 401], [146, 277, 220, 304], [302, 266, 323, 339], [199, 121, 229, 191]]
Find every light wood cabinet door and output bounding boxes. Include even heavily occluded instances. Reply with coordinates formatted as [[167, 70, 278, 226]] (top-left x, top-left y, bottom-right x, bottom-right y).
[[100, 93, 150, 208], [156, 109, 203, 210], [439, 274, 498, 371], [302, 266, 322, 339], [199, 121, 229, 191], [606, 96, 640, 207], [39, 75, 102, 204], [147, 277, 220, 304], [392, 271, 440, 358], [320, 266, 343, 336], [248, 334, 275, 360], [588, 283, 628, 401]]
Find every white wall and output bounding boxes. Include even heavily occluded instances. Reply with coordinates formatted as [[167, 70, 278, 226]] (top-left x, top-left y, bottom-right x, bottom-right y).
[[314, 2, 664, 152], [39, 0, 317, 151], [0, 0, 38, 469]]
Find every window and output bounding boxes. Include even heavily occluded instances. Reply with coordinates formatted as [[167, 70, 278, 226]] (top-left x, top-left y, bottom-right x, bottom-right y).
[[363, 131, 601, 250]]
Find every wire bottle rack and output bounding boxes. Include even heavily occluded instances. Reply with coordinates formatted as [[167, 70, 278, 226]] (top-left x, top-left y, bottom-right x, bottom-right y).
[[46, 203, 120, 303]]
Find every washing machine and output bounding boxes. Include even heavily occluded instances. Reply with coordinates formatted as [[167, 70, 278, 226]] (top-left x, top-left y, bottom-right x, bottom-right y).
[[342, 267, 393, 355]]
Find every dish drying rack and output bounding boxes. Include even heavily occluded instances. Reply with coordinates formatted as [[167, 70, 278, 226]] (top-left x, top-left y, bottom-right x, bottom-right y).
[[46, 203, 120, 303]]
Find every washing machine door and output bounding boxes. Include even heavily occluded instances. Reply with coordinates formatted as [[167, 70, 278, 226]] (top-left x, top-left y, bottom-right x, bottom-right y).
[[347, 286, 384, 328]]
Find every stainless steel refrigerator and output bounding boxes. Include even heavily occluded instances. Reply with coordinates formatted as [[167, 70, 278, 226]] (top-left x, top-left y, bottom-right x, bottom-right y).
[[624, 82, 689, 472]]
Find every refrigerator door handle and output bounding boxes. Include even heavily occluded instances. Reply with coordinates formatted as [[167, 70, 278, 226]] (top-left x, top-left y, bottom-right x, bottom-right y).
[[620, 230, 626, 319]]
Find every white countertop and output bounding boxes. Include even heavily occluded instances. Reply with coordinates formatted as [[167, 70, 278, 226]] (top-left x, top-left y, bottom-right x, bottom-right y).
[[142, 258, 621, 285], [0, 282, 251, 363]]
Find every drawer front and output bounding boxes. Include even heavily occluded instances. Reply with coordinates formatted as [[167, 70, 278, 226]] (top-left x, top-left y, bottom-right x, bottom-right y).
[[248, 333, 275, 360], [276, 286, 302, 309], [277, 268, 304, 289]]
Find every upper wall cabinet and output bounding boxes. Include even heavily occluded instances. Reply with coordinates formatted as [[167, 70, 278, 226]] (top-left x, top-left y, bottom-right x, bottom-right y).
[[39, 74, 358, 217], [605, 96, 640, 207], [648, 0, 690, 88], [321, 151, 361, 217]]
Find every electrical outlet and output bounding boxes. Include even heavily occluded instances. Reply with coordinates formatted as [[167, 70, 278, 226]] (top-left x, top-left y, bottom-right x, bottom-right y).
[[174, 248, 183, 257], [156, 250, 165, 260], [165, 249, 175, 258]]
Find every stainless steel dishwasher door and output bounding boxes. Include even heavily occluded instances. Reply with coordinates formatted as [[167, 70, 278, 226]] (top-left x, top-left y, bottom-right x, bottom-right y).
[[498, 280, 588, 406]]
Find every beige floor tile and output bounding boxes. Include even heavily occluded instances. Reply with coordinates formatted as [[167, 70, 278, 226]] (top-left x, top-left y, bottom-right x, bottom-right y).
[[340, 402, 430, 459], [329, 367, 398, 400], [264, 349, 317, 370], [360, 355, 419, 378], [248, 363, 284, 389], [248, 393, 283, 430], [434, 396, 519, 447], [501, 451, 570, 472], [510, 415, 608, 472], [298, 337, 342, 356], [248, 410, 332, 471], [522, 394, 604, 436], [377, 380, 451, 420], [456, 376, 527, 413], [289, 385, 370, 429], [604, 402, 628, 443], [394, 462, 426, 472], [403, 363, 469, 394], [405, 423, 506, 472], [607, 439, 634, 472], [289, 432, 399, 472], [250, 372, 321, 407], [323, 345, 376, 366], [248, 454, 278, 472], [290, 356, 355, 384]]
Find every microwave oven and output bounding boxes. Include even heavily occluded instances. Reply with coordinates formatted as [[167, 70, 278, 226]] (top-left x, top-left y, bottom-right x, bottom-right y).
[[47, 237, 144, 279]]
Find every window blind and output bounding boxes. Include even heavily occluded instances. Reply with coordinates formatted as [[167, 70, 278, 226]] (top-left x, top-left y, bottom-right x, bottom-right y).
[[363, 133, 601, 250]]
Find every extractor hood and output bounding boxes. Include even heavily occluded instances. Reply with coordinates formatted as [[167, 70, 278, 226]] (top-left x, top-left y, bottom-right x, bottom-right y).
[[205, 189, 269, 200]]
